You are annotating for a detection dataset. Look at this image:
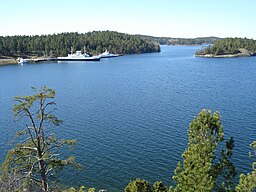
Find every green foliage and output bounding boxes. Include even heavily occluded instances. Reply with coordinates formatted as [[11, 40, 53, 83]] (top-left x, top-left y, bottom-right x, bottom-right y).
[[123, 111, 254, 192], [167, 37, 220, 46], [64, 186, 87, 192], [124, 110, 245, 192], [235, 141, 256, 192], [125, 178, 152, 192], [1, 86, 78, 192], [125, 179, 168, 192], [235, 173, 256, 192], [196, 37, 256, 56], [153, 181, 168, 192], [137, 35, 219, 45], [87, 188, 96, 192], [171, 109, 238, 192], [0, 169, 21, 192], [212, 137, 237, 192], [172, 109, 224, 192], [0, 31, 160, 58]]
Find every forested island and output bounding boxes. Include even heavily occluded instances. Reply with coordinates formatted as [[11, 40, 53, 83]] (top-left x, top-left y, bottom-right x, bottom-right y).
[[0, 30, 223, 63], [137, 35, 219, 45], [195, 37, 256, 58], [0, 31, 160, 59], [0, 31, 220, 61]]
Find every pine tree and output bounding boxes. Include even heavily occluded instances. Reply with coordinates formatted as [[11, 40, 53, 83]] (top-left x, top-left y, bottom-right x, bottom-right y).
[[1, 86, 78, 192], [235, 141, 256, 192], [172, 109, 224, 192], [125, 178, 152, 192]]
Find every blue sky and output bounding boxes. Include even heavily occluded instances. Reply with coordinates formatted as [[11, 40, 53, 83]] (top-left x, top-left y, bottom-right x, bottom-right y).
[[1, 0, 255, 38]]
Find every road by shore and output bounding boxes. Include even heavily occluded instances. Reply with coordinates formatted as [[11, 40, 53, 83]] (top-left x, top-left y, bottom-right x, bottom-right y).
[[0, 57, 58, 66], [0, 59, 17, 65]]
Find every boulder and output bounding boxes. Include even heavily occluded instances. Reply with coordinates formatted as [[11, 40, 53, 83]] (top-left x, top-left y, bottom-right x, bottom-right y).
[[239, 48, 252, 56]]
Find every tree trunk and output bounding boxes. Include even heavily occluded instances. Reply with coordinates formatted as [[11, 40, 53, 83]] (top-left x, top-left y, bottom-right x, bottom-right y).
[[39, 159, 48, 192]]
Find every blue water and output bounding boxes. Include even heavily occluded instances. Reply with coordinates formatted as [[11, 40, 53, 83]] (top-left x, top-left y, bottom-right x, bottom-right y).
[[0, 46, 256, 191]]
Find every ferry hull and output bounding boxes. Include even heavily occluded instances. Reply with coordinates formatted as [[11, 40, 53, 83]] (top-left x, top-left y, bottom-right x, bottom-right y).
[[100, 55, 120, 58], [57, 58, 100, 61]]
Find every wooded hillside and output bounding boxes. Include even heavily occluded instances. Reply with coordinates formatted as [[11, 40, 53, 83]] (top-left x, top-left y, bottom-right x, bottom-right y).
[[0, 31, 160, 58], [196, 37, 256, 56]]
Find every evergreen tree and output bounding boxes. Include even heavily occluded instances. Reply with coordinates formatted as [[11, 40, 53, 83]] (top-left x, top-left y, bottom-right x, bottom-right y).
[[235, 141, 256, 192], [172, 109, 224, 192], [1, 86, 78, 192], [0, 31, 160, 58], [125, 178, 152, 192], [212, 137, 237, 192], [153, 181, 168, 192]]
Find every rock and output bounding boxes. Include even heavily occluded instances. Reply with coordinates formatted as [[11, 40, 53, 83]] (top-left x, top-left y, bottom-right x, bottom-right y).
[[239, 48, 252, 56]]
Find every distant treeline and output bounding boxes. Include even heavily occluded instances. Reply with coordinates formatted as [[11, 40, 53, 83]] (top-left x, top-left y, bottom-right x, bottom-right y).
[[196, 37, 256, 56], [0, 31, 160, 58], [136, 35, 220, 45]]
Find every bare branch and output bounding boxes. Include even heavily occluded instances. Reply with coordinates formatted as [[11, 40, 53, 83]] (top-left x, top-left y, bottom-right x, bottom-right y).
[[26, 125, 37, 147], [43, 101, 56, 111], [24, 108, 38, 135], [42, 142, 66, 155], [45, 168, 52, 175], [13, 155, 38, 163], [18, 146, 37, 151]]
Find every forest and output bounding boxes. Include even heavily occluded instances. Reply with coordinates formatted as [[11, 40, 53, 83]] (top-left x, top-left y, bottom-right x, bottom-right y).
[[196, 37, 256, 56], [137, 35, 219, 45], [166, 36, 219, 46], [0, 31, 160, 58]]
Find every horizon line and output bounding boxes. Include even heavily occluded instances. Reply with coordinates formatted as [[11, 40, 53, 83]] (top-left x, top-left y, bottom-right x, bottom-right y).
[[0, 30, 255, 40]]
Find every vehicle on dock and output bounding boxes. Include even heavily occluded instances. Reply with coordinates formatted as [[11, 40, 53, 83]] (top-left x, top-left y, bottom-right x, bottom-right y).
[[17, 57, 26, 65]]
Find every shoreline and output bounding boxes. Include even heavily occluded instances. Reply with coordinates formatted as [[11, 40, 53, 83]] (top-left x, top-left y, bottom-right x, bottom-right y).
[[0, 57, 58, 66], [195, 47, 255, 58], [0, 59, 17, 65], [167, 44, 208, 46], [195, 53, 254, 58]]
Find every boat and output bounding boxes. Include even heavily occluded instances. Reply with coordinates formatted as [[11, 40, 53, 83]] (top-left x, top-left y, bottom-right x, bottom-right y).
[[98, 50, 120, 58], [57, 50, 100, 61]]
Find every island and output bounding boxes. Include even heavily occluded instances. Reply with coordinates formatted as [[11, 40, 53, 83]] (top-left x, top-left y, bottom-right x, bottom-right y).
[[195, 37, 256, 58], [0, 31, 160, 65]]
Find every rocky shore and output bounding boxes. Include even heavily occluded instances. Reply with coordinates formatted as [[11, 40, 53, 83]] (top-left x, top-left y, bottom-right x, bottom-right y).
[[195, 54, 240, 58], [195, 48, 255, 58]]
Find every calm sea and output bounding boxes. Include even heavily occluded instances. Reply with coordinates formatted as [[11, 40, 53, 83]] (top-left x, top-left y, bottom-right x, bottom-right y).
[[0, 46, 255, 191]]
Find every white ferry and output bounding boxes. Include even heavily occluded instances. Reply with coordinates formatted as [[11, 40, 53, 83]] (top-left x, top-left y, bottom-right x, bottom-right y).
[[98, 50, 120, 58], [57, 51, 100, 61]]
